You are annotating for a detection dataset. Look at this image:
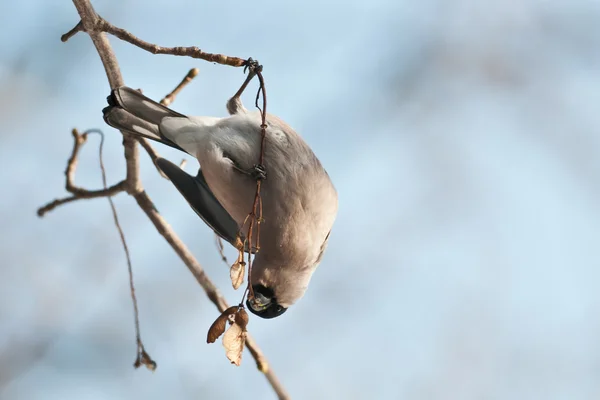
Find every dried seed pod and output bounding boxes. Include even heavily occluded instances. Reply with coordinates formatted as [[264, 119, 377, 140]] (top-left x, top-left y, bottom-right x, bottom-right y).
[[235, 308, 249, 331], [222, 322, 246, 366], [206, 306, 239, 343], [229, 260, 245, 290]]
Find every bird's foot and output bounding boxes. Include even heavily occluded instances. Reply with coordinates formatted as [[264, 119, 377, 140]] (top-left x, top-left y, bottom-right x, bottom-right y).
[[249, 164, 267, 181], [232, 162, 267, 181], [243, 57, 263, 75]]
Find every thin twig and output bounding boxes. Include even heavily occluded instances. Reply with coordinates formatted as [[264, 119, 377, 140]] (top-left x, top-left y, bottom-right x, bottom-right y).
[[37, 129, 126, 216], [241, 68, 269, 300], [215, 235, 230, 267], [139, 68, 200, 178], [37, 196, 84, 216], [65, 129, 126, 195], [61, 21, 83, 42], [226, 65, 256, 115], [37, 188, 122, 217], [85, 129, 155, 371], [160, 68, 200, 106], [139, 139, 168, 179], [98, 17, 247, 67], [62, 17, 247, 68]]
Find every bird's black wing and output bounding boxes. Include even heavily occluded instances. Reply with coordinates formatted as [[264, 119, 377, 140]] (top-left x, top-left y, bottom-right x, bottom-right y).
[[156, 157, 240, 246]]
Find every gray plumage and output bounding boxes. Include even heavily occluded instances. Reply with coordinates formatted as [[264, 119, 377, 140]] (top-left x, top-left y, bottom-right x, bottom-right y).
[[103, 86, 338, 318]]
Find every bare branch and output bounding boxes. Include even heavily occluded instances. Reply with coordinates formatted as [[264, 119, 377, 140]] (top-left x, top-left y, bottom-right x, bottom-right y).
[[86, 129, 156, 371], [139, 138, 168, 179], [37, 129, 126, 216], [96, 17, 247, 67], [62, 14, 247, 68], [37, 187, 122, 217], [215, 235, 230, 266], [37, 195, 85, 216], [71, 2, 141, 194], [61, 21, 83, 42], [226, 63, 257, 115], [138, 68, 199, 178], [160, 68, 199, 106], [63, 129, 126, 195], [43, 2, 290, 397]]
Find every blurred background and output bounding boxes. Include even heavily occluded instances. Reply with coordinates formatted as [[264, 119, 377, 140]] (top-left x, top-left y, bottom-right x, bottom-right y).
[[2, 0, 600, 399]]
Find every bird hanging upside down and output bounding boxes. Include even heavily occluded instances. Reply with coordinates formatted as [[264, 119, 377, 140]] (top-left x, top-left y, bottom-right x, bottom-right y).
[[102, 65, 338, 319]]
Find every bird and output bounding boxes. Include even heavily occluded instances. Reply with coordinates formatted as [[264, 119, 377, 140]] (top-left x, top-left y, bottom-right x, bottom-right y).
[[102, 68, 338, 319]]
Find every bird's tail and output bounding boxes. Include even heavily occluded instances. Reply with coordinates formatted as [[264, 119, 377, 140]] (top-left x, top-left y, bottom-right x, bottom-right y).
[[102, 86, 185, 150]]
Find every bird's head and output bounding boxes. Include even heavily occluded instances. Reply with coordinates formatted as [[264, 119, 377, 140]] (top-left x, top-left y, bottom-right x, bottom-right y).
[[245, 263, 316, 319], [246, 284, 288, 319], [245, 228, 334, 319]]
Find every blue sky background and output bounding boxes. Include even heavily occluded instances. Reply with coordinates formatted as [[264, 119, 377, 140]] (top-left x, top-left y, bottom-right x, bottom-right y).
[[2, 0, 600, 399]]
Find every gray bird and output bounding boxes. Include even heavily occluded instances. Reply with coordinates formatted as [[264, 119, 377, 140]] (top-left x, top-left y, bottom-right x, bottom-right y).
[[102, 74, 338, 319]]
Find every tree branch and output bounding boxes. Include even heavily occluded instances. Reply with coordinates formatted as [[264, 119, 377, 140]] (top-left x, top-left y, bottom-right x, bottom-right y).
[[62, 16, 247, 68], [139, 138, 168, 179], [37, 129, 126, 217], [160, 67, 200, 106], [138, 68, 199, 179], [72, 2, 141, 195], [40, 2, 290, 398]]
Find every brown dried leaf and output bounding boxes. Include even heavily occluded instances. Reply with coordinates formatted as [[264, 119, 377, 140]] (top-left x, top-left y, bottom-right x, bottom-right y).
[[235, 308, 249, 331], [223, 322, 246, 366], [229, 260, 245, 290], [207, 313, 228, 344], [207, 306, 239, 343]]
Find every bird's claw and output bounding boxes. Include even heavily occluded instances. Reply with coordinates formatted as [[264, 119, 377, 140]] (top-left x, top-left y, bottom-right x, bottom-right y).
[[232, 161, 267, 180], [243, 58, 263, 75], [250, 164, 267, 181]]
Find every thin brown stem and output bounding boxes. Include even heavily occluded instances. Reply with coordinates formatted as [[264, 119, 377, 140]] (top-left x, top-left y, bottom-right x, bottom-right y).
[[36, 129, 127, 216], [37, 187, 123, 217], [85, 129, 155, 371], [227, 67, 257, 115], [37, 196, 85, 216], [133, 190, 230, 311], [160, 68, 199, 106], [95, 17, 246, 67], [139, 68, 199, 178], [139, 138, 168, 179], [61, 21, 83, 42], [215, 235, 230, 267], [244, 69, 269, 300]]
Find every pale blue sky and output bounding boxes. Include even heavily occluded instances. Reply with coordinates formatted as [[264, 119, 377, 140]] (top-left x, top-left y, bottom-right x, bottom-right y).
[[2, 0, 600, 399]]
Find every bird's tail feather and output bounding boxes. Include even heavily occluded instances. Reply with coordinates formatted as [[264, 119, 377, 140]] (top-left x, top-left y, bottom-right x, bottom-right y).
[[102, 86, 186, 151]]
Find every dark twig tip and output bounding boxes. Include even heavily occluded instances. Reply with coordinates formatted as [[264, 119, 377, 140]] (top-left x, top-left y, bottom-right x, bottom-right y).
[[61, 21, 84, 42], [133, 350, 157, 371], [188, 67, 200, 78]]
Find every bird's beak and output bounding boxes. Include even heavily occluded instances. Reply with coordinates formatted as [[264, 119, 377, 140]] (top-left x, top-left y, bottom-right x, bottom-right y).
[[248, 291, 272, 312]]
